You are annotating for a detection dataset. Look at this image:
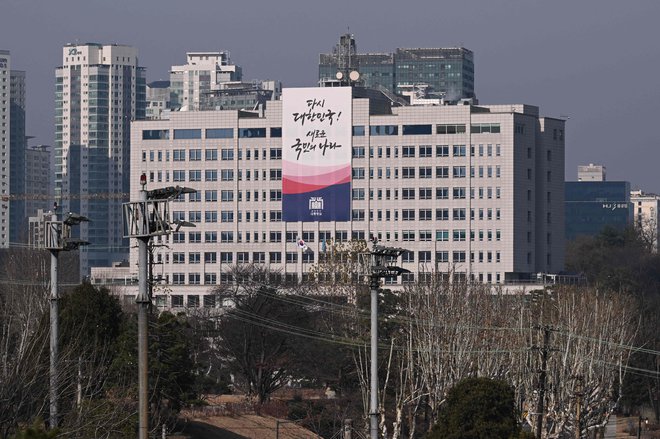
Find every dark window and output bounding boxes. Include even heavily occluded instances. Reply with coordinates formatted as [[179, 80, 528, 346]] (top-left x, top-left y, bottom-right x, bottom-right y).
[[142, 129, 169, 140], [402, 124, 432, 135], [239, 128, 266, 138], [352, 126, 365, 136], [370, 125, 398, 136], [270, 127, 282, 137], [173, 129, 201, 139], [206, 128, 234, 139]]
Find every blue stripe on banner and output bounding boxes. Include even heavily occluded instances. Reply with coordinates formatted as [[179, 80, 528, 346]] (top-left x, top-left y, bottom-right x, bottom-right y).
[[282, 182, 351, 222]]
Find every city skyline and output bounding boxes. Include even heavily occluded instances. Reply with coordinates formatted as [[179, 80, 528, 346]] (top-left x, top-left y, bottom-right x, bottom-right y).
[[1, 0, 659, 191]]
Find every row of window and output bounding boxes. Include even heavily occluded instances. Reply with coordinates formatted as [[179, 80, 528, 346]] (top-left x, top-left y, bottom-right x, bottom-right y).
[[142, 147, 282, 163], [142, 123, 503, 141], [352, 186, 502, 200], [352, 165, 501, 179], [171, 189, 283, 204], [142, 127, 283, 140]]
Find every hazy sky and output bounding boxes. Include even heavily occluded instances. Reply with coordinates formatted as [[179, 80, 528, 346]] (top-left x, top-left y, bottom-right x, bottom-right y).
[[2, 0, 659, 190]]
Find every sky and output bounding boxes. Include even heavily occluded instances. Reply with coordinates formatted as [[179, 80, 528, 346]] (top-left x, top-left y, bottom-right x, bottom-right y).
[[2, 0, 659, 191]]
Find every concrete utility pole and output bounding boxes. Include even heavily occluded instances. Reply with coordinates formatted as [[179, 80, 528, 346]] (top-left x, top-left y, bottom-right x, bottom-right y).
[[365, 239, 408, 439], [48, 212, 58, 430], [45, 206, 89, 429], [136, 185, 149, 439], [123, 175, 195, 439]]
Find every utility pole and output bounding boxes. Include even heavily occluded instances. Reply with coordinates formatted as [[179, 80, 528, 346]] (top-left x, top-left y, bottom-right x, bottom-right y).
[[123, 175, 195, 439], [136, 183, 149, 439], [48, 211, 58, 430], [364, 239, 408, 439], [536, 326, 551, 439], [45, 206, 89, 430]]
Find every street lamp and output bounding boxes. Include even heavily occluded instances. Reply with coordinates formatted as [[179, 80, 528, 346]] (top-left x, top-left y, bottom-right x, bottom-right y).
[[361, 238, 409, 439], [44, 206, 90, 429], [123, 176, 196, 439]]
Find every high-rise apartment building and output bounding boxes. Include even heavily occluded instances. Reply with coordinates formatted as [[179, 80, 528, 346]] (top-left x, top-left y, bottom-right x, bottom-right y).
[[0, 50, 10, 247], [577, 163, 606, 181], [25, 145, 52, 219], [120, 87, 564, 308], [9, 69, 26, 243], [170, 52, 242, 111], [630, 190, 660, 252], [319, 34, 475, 101], [55, 43, 146, 275]]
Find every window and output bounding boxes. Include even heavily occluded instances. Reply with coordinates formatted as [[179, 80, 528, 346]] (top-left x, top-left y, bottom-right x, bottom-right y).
[[419, 187, 432, 200], [436, 187, 449, 199], [173, 149, 185, 161], [205, 231, 218, 243], [453, 145, 466, 157], [402, 167, 415, 179], [220, 211, 234, 223], [352, 209, 365, 221], [269, 252, 282, 263], [189, 170, 201, 182], [173, 170, 185, 182], [352, 126, 365, 136], [453, 208, 466, 220], [221, 169, 234, 181], [188, 252, 201, 264], [419, 251, 432, 263], [172, 275, 185, 286], [172, 252, 185, 264], [453, 166, 466, 178], [370, 125, 398, 136], [436, 209, 449, 220], [302, 252, 314, 263], [352, 168, 365, 179], [205, 252, 217, 264], [419, 167, 432, 179], [453, 251, 466, 263], [471, 123, 501, 134], [402, 251, 415, 263], [221, 190, 233, 202], [189, 149, 202, 161], [515, 123, 525, 134], [436, 251, 449, 263], [419, 145, 432, 157], [205, 190, 218, 202], [220, 231, 234, 243], [402, 146, 415, 157], [221, 149, 234, 160], [419, 209, 432, 220], [239, 127, 266, 138], [173, 129, 201, 139], [286, 252, 298, 263], [205, 170, 217, 181], [270, 127, 282, 137], [436, 166, 449, 178], [205, 211, 217, 223], [205, 149, 218, 161], [143, 129, 169, 140], [270, 211, 282, 222], [270, 190, 282, 201], [419, 230, 432, 241], [453, 229, 466, 241], [352, 188, 365, 200], [402, 188, 415, 200], [189, 232, 201, 243], [436, 145, 449, 157], [206, 128, 233, 138], [436, 229, 449, 241], [453, 187, 466, 199], [188, 211, 202, 222], [270, 231, 282, 242], [436, 124, 466, 134], [270, 148, 282, 160], [402, 230, 415, 242], [402, 209, 415, 221], [352, 146, 365, 158], [402, 124, 432, 135]]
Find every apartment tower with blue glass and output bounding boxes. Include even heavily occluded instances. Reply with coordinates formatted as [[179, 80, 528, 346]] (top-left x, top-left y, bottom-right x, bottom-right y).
[[55, 43, 146, 275]]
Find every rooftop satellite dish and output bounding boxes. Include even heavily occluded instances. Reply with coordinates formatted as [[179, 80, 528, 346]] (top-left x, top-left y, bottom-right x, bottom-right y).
[[349, 70, 360, 81], [335, 71, 344, 80]]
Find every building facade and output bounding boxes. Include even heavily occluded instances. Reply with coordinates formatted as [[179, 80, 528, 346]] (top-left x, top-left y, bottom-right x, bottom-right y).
[[565, 180, 631, 241], [9, 69, 26, 243], [319, 34, 475, 101], [55, 43, 146, 276], [577, 163, 606, 181], [630, 190, 660, 252], [170, 52, 242, 111], [124, 87, 564, 308], [25, 145, 52, 220], [0, 50, 9, 247]]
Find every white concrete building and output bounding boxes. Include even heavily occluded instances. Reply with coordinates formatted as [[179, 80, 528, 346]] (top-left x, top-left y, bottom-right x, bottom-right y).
[[578, 163, 606, 181], [55, 43, 146, 276], [0, 50, 9, 247], [170, 52, 242, 111], [109, 87, 564, 308], [631, 190, 660, 252]]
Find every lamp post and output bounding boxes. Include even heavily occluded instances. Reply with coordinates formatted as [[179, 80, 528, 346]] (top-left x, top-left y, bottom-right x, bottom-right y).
[[44, 205, 90, 429], [123, 175, 195, 439], [364, 239, 409, 439]]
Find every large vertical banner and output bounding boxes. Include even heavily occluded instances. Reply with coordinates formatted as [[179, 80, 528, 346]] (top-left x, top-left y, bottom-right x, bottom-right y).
[[282, 87, 352, 222]]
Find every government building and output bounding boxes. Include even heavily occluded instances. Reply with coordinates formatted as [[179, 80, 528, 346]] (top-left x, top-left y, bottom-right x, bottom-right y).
[[93, 86, 565, 308]]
